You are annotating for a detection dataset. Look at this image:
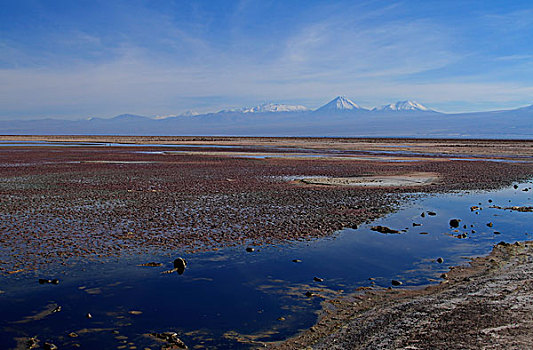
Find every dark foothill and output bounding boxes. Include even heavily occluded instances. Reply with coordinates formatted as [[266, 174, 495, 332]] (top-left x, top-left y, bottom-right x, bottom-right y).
[[487, 222, 494, 227], [436, 257, 444, 264], [391, 280, 403, 286], [173, 258, 187, 275], [245, 247, 255, 252], [371, 225, 401, 234], [449, 219, 461, 228], [427, 211, 437, 216], [313, 277, 324, 282], [43, 342, 58, 350], [292, 259, 302, 263]]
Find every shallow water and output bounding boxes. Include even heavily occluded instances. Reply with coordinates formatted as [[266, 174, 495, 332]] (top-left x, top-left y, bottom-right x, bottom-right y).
[[0, 182, 531, 349]]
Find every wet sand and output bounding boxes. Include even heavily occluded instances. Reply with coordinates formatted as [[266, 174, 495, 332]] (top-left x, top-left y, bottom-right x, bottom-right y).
[[275, 241, 533, 349]]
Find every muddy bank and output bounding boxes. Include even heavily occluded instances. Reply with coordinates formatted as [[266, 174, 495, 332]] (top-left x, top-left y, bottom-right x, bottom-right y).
[[0, 144, 532, 273], [274, 241, 533, 349]]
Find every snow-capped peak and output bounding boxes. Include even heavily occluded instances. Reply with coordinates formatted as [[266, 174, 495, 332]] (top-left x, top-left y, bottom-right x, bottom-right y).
[[373, 100, 432, 112], [241, 103, 310, 113], [316, 96, 364, 112]]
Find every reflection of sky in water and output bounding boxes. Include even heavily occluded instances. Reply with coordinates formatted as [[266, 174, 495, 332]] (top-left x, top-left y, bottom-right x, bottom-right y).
[[0, 182, 531, 348]]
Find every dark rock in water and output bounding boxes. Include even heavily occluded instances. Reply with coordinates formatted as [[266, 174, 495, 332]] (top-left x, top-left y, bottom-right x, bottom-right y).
[[494, 231, 501, 235], [436, 257, 444, 264], [151, 331, 188, 349], [292, 259, 302, 263], [441, 273, 448, 279], [351, 224, 358, 229], [26, 336, 39, 349], [419, 232, 429, 235], [313, 277, 324, 282], [245, 247, 255, 252], [421, 212, 426, 217], [488, 199, 493, 203], [487, 222, 494, 227], [449, 219, 461, 228], [43, 342, 58, 350], [86, 312, 92, 319], [138, 262, 163, 267], [173, 258, 187, 275], [51, 279, 59, 285], [514, 184, 519, 189], [412, 223, 422, 227], [51, 305, 61, 313], [427, 211, 437, 216], [305, 291, 314, 297], [470, 206, 481, 211], [391, 280, 403, 286], [523, 188, 529, 192], [371, 225, 401, 234], [38, 278, 49, 284]]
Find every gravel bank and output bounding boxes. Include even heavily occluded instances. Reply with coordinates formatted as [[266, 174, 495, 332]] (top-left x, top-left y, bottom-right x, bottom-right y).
[[275, 241, 533, 349]]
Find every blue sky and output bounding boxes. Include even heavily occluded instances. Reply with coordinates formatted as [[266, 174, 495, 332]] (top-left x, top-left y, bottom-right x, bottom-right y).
[[1, 0, 533, 119]]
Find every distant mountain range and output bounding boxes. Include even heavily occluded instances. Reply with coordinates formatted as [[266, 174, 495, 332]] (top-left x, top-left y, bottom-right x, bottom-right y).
[[1, 96, 531, 138]]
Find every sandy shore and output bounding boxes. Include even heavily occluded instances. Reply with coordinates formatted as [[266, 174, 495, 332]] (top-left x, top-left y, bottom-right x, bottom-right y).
[[274, 241, 533, 349]]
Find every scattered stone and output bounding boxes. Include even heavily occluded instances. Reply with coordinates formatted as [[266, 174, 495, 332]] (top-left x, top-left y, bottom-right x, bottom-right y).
[[245, 247, 255, 252], [436, 257, 444, 264], [25, 336, 39, 349], [68, 332, 79, 338], [391, 280, 403, 286], [138, 262, 163, 267], [470, 206, 481, 211], [313, 277, 324, 282], [150, 332, 187, 349], [43, 342, 58, 350], [371, 226, 401, 234], [449, 219, 461, 228], [51, 306, 62, 313]]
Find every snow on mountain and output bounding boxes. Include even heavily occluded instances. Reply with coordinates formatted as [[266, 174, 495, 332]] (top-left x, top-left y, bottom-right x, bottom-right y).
[[373, 100, 433, 112], [315, 96, 366, 112], [241, 103, 310, 113], [217, 103, 310, 114]]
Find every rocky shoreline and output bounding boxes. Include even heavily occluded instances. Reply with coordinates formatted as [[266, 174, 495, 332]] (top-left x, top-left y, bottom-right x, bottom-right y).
[[274, 241, 533, 349]]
